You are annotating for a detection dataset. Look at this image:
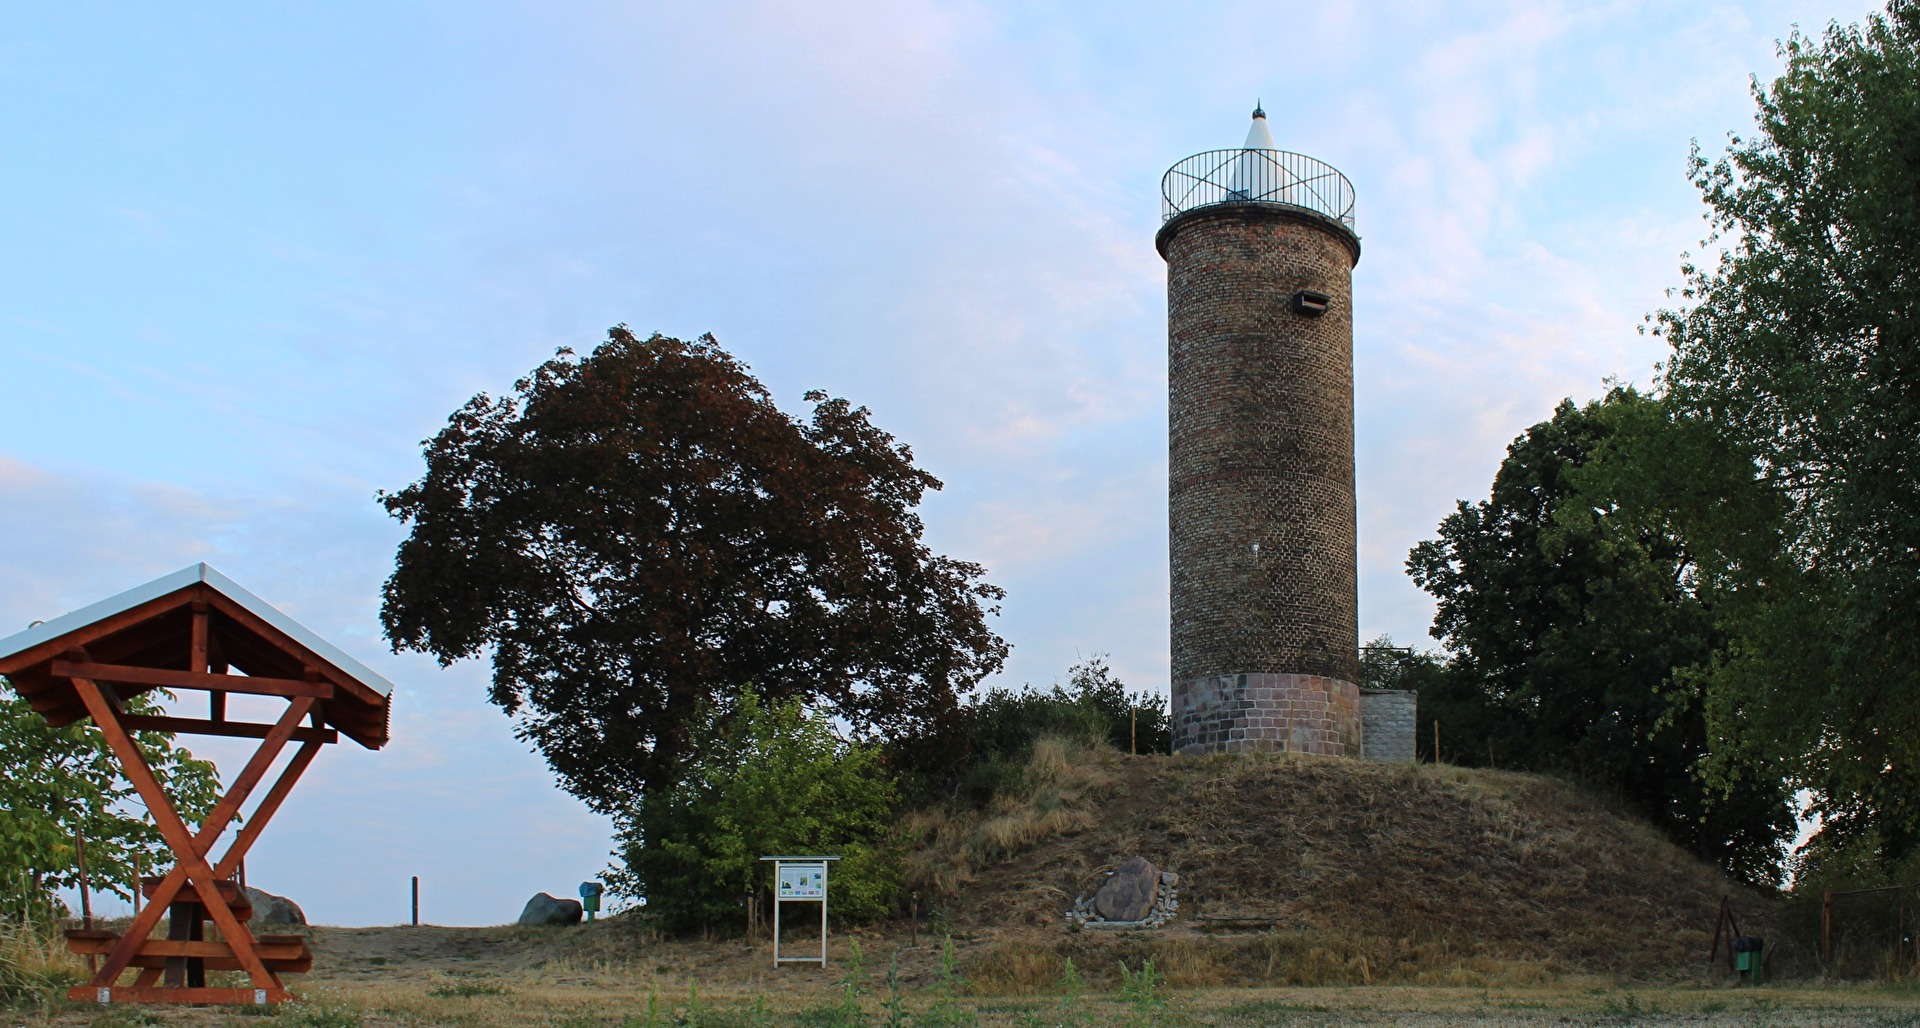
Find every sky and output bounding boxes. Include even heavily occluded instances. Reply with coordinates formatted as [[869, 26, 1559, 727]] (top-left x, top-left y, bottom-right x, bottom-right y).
[[0, 0, 1875, 926]]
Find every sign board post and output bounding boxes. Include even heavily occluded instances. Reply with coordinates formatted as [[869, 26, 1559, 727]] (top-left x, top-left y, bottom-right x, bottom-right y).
[[760, 856, 838, 967]]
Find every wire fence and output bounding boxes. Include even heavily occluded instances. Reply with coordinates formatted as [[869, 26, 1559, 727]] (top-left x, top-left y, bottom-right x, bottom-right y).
[[1161, 148, 1356, 230], [1731, 885, 1919, 981], [1821, 884, 1917, 979]]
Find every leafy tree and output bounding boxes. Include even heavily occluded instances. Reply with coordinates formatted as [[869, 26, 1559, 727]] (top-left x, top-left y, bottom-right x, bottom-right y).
[[379, 329, 1008, 811], [0, 685, 221, 920], [608, 690, 900, 930], [1655, 2, 1920, 862], [1408, 391, 1795, 883]]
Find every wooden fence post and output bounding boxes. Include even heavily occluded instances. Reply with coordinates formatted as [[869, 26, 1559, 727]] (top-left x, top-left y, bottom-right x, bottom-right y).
[[1820, 890, 1834, 967]]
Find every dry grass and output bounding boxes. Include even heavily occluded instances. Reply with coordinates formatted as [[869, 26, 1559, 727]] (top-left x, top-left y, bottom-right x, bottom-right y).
[[20, 949, 1920, 1026], [0, 916, 86, 1011], [901, 736, 1122, 898], [21, 749, 1899, 1024], [9, 917, 1920, 1024], [922, 747, 1780, 985]]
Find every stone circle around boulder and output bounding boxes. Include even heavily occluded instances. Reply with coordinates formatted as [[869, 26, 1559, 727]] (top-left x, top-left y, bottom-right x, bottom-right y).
[[517, 892, 584, 926], [1070, 861, 1178, 930]]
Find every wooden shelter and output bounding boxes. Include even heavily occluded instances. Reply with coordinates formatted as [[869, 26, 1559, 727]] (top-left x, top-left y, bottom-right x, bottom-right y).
[[0, 564, 392, 1006]]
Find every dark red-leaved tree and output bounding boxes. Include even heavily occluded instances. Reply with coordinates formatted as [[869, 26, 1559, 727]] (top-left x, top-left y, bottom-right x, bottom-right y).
[[379, 328, 1007, 811]]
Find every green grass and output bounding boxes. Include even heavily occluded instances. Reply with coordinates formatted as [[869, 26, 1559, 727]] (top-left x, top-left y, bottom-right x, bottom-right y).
[[428, 980, 512, 997]]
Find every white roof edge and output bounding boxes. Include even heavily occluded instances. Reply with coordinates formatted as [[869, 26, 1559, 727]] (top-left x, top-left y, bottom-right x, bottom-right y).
[[0, 563, 395, 698], [757, 855, 843, 861]]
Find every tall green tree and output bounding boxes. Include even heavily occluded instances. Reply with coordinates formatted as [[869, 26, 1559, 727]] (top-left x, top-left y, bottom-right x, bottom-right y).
[[0, 686, 222, 920], [1408, 391, 1795, 883], [609, 690, 900, 930], [1656, 1, 1920, 861], [379, 328, 1007, 811]]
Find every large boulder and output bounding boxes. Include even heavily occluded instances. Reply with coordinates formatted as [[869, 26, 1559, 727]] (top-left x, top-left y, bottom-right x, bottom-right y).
[[517, 892, 583, 926], [242, 887, 306, 926], [1093, 856, 1160, 922]]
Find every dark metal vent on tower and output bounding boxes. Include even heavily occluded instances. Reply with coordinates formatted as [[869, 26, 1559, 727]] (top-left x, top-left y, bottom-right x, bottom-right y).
[[1160, 149, 1356, 231]]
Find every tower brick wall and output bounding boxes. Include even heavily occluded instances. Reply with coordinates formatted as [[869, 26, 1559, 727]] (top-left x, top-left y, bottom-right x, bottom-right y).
[[1159, 202, 1361, 756]]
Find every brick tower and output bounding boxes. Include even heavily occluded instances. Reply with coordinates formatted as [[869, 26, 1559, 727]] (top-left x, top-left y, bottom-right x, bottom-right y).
[[1157, 105, 1362, 756]]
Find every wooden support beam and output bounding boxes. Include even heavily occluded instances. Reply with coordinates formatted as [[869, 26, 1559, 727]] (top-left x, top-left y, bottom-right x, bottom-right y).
[[68, 986, 292, 1006], [69, 952, 313, 974], [117, 714, 337, 745], [189, 602, 208, 675], [68, 679, 307, 992], [195, 697, 318, 855], [51, 661, 332, 699], [0, 589, 190, 676], [66, 936, 310, 961], [214, 741, 320, 880], [68, 680, 218, 986]]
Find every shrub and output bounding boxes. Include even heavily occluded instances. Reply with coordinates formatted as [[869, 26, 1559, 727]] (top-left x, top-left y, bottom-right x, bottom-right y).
[[610, 691, 902, 930], [900, 656, 1167, 807]]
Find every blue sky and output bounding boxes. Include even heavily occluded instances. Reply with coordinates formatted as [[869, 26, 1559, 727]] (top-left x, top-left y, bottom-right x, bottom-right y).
[[1, 1, 1869, 925]]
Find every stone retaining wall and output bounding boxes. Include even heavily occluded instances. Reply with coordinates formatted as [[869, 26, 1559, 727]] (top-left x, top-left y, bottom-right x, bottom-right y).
[[1173, 672, 1361, 756], [1359, 688, 1417, 763]]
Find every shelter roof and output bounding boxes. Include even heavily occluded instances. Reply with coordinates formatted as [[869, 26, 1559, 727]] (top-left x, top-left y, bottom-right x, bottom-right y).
[[0, 563, 392, 749]]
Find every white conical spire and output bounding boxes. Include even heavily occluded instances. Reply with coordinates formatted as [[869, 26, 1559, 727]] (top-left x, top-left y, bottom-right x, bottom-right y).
[[1229, 101, 1280, 199], [1242, 100, 1275, 150]]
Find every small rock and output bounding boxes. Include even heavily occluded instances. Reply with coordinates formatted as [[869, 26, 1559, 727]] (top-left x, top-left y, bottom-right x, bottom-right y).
[[517, 892, 583, 926], [1094, 856, 1160, 922], [242, 887, 306, 926], [1160, 871, 1179, 887]]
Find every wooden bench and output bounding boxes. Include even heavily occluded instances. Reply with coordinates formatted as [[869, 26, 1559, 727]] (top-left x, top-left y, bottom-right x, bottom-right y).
[[64, 929, 313, 974]]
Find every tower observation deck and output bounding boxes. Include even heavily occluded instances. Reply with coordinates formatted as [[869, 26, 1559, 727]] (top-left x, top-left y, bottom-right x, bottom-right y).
[[1156, 104, 1358, 249], [1157, 106, 1363, 757]]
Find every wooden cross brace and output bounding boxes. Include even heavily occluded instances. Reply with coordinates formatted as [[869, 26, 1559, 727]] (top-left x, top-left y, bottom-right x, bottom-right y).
[[67, 677, 322, 1005]]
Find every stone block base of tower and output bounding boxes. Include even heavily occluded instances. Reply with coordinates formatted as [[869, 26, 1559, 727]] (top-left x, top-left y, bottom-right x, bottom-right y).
[[1172, 673, 1361, 756]]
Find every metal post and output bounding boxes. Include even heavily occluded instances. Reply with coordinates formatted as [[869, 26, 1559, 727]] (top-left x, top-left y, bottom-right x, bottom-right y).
[[411, 876, 420, 926], [772, 885, 782, 967]]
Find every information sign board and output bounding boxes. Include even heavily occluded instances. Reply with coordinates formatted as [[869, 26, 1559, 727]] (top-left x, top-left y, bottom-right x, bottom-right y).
[[760, 855, 839, 967], [778, 863, 827, 900]]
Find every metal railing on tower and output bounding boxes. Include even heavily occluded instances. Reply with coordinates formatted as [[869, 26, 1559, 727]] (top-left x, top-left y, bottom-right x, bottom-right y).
[[1161, 148, 1356, 230]]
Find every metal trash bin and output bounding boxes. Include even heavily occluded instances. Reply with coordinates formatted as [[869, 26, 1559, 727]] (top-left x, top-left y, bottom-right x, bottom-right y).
[[1733, 935, 1764, 983], [579, 881, 604, 922]]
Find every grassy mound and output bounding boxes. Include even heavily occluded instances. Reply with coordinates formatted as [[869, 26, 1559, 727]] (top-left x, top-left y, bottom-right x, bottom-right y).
[[904, 743, 1770, 989]]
